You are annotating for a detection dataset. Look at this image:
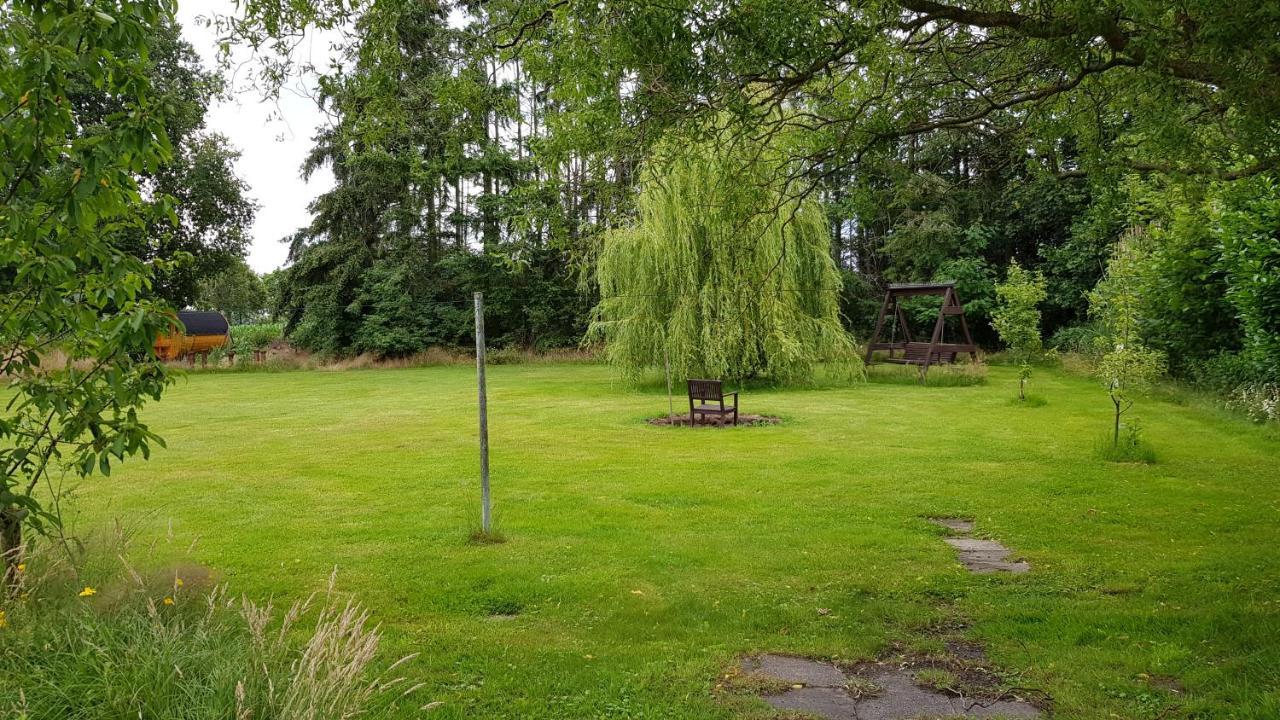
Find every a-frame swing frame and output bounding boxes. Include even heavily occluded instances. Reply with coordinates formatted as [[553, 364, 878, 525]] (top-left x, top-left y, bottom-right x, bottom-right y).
[[864, 283, 978, 378]]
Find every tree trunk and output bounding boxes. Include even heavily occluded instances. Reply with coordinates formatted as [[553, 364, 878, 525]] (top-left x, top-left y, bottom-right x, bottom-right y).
[[1112, 395, 1122, 446], [455, 178, 464, 250], [426, 185, 438, 259], [1, 506, 22, 588]]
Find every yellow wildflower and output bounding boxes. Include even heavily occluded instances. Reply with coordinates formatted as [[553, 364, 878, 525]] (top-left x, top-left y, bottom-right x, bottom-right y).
[[15, 563, 24, 573], [78, 586, 96, 597], [174, 577, 184, 588], [163, 597, 175, 606], [0, 609, 7, 629]]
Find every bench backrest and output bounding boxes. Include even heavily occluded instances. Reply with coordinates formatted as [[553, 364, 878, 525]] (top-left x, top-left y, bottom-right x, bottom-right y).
[[687, 379, 723, 401], [904, 342, 933, 362]]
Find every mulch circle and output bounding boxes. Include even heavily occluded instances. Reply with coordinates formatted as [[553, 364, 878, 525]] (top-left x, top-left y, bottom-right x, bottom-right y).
[[647, 413, 781, 427]]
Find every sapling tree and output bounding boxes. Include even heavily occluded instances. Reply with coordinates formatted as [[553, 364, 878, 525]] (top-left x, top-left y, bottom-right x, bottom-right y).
[[1089, 234, 1166, 447], [1, 0, 176, 584], [991, 263, 1047, 400]]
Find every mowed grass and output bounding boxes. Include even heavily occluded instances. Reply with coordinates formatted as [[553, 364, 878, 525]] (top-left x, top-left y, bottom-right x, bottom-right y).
[[69, 363, 1279, 719]]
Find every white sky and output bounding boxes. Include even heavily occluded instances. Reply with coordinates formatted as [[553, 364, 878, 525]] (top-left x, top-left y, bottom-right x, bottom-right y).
[[177, 1, 339, 273]]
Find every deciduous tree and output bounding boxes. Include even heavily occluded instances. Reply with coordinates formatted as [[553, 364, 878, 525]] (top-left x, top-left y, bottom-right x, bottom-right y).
[[1090, 234, 1166, 447], [992, 263, 1047, 400], [590, 123, 859, 383], [1, 0, 176, 581]]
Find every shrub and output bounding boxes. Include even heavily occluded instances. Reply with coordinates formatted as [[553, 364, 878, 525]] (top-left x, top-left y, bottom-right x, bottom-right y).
[[1049, 323, 1107, 358], [1185, 351, 1276, 393], [1228, 383, 1280, 424], [1215, 179, 1280, 380], [231, 323, 285, 356]]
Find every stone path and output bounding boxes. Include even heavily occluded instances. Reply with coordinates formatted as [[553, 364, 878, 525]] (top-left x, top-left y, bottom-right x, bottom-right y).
[[741, 654, 1042, 720], [931, 518, 1030, 574]]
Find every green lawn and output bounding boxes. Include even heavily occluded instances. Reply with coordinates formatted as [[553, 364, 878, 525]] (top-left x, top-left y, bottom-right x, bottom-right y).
[[72, 363, 1279, 719]]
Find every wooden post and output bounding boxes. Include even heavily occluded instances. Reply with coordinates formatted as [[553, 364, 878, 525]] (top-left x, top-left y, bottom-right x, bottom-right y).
[[865, 290, 891, 365], [474, 292, 491, 533]]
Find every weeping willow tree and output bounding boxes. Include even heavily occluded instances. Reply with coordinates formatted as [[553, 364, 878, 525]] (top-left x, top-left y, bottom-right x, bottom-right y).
[[589, 127, 860, 384]]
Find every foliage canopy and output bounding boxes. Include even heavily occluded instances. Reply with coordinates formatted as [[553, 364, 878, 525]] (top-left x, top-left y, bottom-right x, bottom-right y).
[[992, 263, 1047, 399], [590, 127, 859, 384], [1090, 234, 1167, 445], [1, 0, 177, 577]]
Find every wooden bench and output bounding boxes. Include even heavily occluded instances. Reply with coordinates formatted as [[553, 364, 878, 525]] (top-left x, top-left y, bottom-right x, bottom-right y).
[[687, 379, 739, 426]]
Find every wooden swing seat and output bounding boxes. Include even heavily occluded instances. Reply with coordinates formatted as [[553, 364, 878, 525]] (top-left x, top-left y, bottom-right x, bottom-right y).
[[877, 341, 973, 365]]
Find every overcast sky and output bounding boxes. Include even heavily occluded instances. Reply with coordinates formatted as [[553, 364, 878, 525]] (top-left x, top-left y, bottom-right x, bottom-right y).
[[177, 1, 339, 273]]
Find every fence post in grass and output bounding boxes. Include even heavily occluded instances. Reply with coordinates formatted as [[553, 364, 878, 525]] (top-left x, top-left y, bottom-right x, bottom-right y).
[[474, 292, 491, 533]]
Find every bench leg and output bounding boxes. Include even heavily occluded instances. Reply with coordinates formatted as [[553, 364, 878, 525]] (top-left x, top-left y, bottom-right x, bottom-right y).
[[733, 406, 738, 426]]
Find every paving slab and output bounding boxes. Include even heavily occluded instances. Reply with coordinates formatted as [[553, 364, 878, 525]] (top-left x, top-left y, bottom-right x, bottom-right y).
[[740, 655, 1043, 720], [931, 517, 976, 533], [944, 537, 1031, 574], [762, 686, 861, 718], [742, 654, 848, 687], [854, 669, 962, 719]]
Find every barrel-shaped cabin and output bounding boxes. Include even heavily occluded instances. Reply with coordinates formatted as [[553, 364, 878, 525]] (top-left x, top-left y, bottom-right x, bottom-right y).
[[154, 310, 231, 362]]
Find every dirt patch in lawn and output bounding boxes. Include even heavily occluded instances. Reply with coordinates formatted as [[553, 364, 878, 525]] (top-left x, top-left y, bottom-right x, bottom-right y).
[[647, 413, 780, 427]]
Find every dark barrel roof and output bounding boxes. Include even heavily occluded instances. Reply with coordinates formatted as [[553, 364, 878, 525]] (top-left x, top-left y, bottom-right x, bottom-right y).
[[177, 310, 230, 336]]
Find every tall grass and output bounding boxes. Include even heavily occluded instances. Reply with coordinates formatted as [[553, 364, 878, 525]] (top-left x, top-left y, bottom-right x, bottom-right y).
[[1, 534, 421, 719], [866, 362, 988, 387]]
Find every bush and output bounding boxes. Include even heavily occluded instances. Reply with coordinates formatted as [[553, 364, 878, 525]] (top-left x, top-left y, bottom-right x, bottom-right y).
[[1049, 323, 1106, 357], [1228, 383, 1280, 424], [1185, 351, 1276, 393], [1, 537, 417, 719], [231, 323, 284, 356], [1183, 352, 1278, 424]]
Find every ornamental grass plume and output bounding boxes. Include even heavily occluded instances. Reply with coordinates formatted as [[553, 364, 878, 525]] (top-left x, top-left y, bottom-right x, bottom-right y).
[[2, 535, 424, 718]]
